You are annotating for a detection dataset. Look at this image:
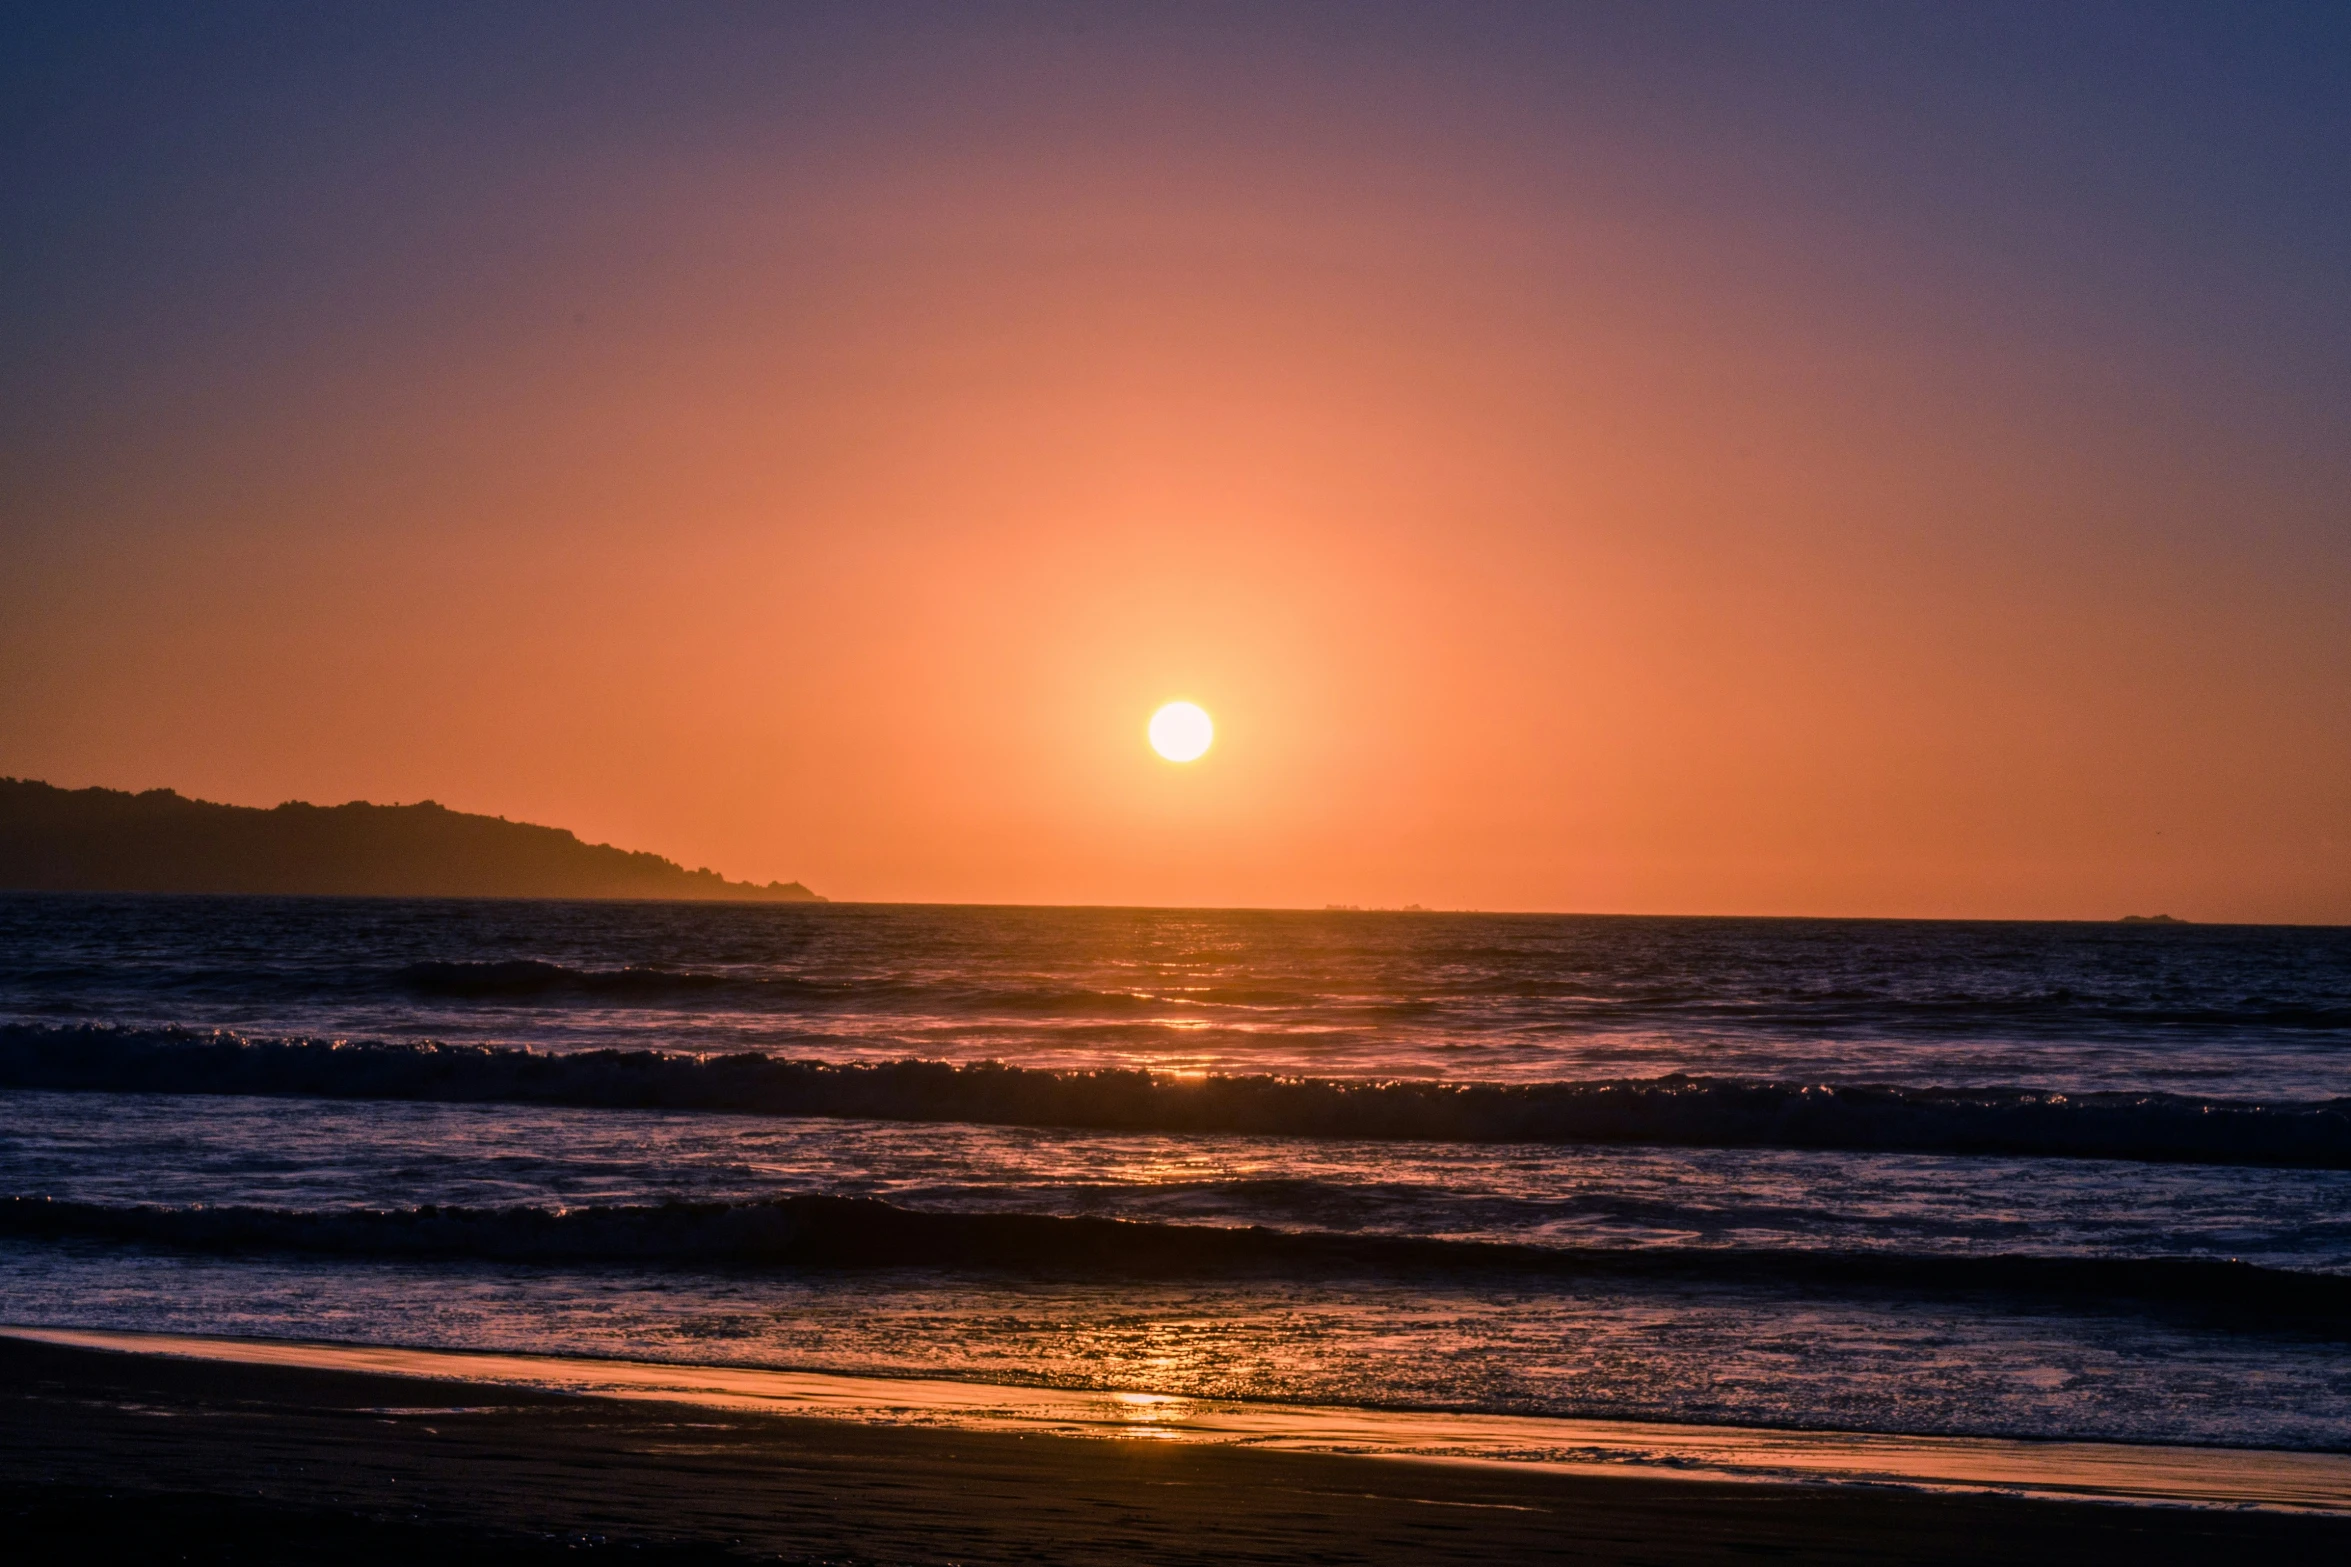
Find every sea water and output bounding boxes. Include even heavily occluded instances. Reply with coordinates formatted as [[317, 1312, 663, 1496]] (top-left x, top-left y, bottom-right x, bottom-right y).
[[1, 895, 2346, 1449]]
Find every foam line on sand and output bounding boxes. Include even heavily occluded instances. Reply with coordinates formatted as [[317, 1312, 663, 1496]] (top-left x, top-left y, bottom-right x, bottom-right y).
[[8, 1324, 2345, 1512]]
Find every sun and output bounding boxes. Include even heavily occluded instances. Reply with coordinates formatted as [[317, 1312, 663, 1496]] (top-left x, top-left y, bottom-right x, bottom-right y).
[[1148, 701, 1214, 762]]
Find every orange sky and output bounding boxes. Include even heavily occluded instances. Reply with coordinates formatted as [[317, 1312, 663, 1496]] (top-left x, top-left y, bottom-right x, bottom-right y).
[[5, 9, 2347, 920]]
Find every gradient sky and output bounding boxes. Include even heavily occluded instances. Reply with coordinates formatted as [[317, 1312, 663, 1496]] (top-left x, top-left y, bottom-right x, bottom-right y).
[[4, 2, 2347, 920]]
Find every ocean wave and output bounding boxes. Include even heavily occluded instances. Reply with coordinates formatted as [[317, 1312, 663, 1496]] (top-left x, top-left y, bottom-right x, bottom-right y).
[[390, 961, 1291, 1017], [5, 1026, 2349, 1168], [177, 963, 2351, 1033], [275, 956, 2351, 1035], [394, 960, 745, 999], [3, 1193, 2343, 1326], [67, 953, 2351, 1036]]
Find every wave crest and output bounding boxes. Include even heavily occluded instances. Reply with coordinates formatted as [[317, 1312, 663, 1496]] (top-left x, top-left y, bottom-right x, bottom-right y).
[[4, 1026, 2348, 1168], [4, 1193, 2343, 1326]]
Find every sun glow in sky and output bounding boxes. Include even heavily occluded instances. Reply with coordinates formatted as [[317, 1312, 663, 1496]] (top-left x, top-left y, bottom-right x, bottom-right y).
[[3, 5, 2348, 920], [1148, 703, 1214, 764]]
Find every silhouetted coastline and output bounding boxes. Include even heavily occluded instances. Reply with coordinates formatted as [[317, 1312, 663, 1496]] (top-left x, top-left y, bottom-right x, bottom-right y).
[[0, 779, 821, 900]]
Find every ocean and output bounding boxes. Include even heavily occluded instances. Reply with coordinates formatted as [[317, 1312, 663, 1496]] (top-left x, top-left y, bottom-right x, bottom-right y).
[[2, 894, 2347, 1453]]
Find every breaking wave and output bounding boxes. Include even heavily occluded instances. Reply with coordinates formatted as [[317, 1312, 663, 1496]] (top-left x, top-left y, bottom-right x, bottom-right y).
[[4, 1025, 2349, 1168], [3, 1193, 2344, 1327]]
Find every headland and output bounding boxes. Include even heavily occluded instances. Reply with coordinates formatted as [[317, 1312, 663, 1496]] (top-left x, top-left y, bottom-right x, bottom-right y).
[[0, 778, 821, 901]]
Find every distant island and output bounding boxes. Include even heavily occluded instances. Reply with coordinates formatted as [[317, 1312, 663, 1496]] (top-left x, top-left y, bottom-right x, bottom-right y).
[[2119, 913, 2187, 924], [0, 778, 824, 901]]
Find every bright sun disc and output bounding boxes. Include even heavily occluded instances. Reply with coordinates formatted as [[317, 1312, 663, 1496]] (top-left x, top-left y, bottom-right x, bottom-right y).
[[1148, 701, 1214, 762]]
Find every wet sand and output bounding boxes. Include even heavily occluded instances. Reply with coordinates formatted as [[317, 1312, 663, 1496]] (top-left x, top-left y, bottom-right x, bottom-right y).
[[5, 1335, 2348, 1564], [19, 1323, 2351, 1510]]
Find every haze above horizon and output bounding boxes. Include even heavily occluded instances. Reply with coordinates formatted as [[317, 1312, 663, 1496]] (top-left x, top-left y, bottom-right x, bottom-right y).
[[4, 3, 2347, 922]]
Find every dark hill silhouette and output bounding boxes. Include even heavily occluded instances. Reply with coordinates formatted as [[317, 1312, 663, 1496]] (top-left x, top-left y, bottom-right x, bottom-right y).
[[0, 778, 823, 901]]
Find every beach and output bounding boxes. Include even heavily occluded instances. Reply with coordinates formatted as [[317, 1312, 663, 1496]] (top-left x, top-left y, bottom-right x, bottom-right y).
[[10, 1333, 2349, 1565], [5, 899, 2348, 1560]]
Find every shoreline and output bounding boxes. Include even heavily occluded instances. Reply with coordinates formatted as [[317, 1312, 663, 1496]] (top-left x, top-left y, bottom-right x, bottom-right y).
[[9, 1324, 2348, 1513], [6, 1331, 2349, 1565]]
